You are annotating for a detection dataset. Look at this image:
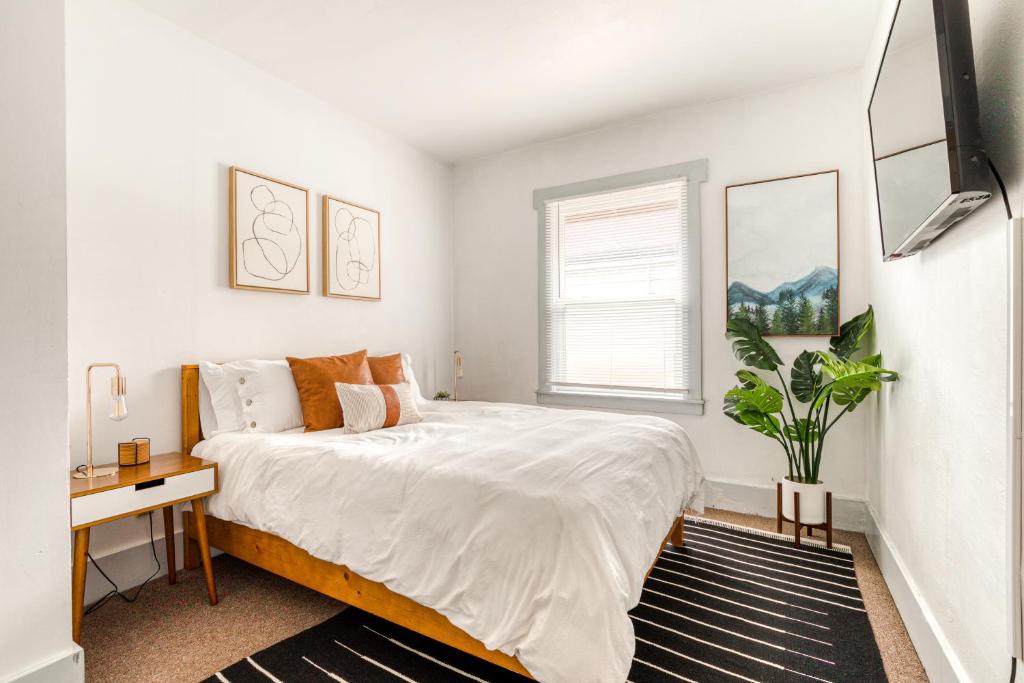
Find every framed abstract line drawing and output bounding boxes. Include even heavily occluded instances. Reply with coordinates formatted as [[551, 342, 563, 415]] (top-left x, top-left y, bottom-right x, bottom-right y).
[[322, 194, 381, 301], [726, 169, 839, 336], [229, 166, 310, 294]]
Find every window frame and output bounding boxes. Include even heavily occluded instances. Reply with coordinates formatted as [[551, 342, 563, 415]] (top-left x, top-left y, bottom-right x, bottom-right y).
[[534, 159, 707, 416]]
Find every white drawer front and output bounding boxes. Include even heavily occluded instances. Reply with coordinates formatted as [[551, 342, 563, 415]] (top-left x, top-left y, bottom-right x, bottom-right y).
[[72, 468, 215, 528]]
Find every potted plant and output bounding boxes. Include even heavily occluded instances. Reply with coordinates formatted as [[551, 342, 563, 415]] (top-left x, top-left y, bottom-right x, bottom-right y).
[[723, 306, 898, 524]]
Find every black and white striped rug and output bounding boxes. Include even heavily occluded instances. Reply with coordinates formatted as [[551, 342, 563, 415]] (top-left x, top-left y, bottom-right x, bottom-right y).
[[204, 518, 886, 682]]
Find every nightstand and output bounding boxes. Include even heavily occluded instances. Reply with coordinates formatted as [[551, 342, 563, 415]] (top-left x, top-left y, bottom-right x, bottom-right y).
[[70, 451, 219, 643]]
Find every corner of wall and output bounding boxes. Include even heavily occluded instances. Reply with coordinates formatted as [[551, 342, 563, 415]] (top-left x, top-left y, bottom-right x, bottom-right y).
[[1, 647, 84, 683]]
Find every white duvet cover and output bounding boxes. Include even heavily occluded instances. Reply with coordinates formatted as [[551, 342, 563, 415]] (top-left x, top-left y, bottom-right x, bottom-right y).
[[194, 400, 704, 683]]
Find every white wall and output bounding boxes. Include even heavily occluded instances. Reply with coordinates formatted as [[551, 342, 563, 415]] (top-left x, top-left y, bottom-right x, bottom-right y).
[[453, 71, 871, 502], [65, 0, 454, 596], [861, 0, 1024, 680], [0, 0, 79, 681]]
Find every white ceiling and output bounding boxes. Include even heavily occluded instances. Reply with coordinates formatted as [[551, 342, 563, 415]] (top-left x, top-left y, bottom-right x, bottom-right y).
[[131, 0, 883, 162]]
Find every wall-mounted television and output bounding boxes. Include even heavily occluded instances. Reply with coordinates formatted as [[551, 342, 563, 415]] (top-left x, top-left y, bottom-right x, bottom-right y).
[[868, 0, 990, 261]]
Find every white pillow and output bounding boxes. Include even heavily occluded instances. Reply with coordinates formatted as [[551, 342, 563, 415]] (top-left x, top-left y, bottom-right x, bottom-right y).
[[399, 353, 426, 405], [335, 382, 423, 434], [236, 362, 303, 433], [199, 360, 303, 435], [199, 361, 245, 435], [198, 375, 218, 438]]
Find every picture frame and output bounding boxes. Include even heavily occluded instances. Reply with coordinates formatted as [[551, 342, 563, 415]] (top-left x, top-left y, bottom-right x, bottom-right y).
[[725, 169, 840, 336], [322, 194, 381, 301], [229, 166, 310, 294]]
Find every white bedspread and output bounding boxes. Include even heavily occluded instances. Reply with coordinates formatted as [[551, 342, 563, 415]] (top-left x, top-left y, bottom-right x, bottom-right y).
[[194, 400, 704, 683]]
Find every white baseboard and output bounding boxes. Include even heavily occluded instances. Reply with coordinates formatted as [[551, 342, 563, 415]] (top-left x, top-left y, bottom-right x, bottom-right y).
[[864, 507, 968, 682], [704, 477, 867, 532], [83, 530, 180, 605], [1, 646, 83, 683], [82, 529, 223, 606]]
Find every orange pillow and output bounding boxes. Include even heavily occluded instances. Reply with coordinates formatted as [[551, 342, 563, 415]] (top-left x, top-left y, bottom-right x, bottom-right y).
[[367, 354, 406, 385], [287, 350, 373, 431]]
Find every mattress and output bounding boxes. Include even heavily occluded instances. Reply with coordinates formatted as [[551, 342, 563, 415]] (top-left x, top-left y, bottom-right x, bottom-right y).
[[194, 400, 704, 683]]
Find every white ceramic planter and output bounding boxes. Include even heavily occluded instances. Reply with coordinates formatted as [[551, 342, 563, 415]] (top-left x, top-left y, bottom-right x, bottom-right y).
[[781, 477, 827, 525]]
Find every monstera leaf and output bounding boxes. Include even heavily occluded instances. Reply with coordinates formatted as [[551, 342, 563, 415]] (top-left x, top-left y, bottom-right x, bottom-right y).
[[829, 306, 874, 359], [860, 353, 886, 370], [726, 318, 783, 371], [815, 351, 899, 409], [723, 371, 784, 437], [723, 370, 757, 425], [783, 418, 820, 444], [830, 353, 895, 408], [790, 350, 822, 403]]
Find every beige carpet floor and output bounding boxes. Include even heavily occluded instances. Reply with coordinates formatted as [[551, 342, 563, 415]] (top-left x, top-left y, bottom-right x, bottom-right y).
[[80, 509, 928, 682]]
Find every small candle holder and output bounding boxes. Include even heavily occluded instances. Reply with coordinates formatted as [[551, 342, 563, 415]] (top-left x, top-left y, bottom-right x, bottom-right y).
[[118, 437, 151, 467]]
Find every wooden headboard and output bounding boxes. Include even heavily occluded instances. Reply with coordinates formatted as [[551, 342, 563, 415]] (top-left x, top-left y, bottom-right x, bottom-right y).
[[181, 364, 202, 455]]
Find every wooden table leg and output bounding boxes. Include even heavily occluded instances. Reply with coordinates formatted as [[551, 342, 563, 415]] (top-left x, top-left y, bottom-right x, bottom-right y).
[[191, 498, 218, 605], [163, 505, 176, 585], [670, 515, 685, 547], [72, 527, 90, 643], [826, 491, 834, 549], [182, 510, 198, 570], [793, 491, 801, 549], [776, 482, 783, 533]]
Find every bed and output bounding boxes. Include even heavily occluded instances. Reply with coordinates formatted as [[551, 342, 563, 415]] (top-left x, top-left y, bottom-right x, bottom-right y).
[[179, 364, 704, 683]]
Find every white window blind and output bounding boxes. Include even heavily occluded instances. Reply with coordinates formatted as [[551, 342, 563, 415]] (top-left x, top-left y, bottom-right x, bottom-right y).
[[541, 179, 689, 400]]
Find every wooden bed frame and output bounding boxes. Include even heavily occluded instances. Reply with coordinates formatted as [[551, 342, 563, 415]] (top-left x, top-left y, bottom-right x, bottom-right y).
[[179, 364, 684, 678]]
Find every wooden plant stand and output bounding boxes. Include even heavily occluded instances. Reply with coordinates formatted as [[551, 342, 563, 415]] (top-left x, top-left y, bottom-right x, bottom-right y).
[[776, 482, 833, 549]]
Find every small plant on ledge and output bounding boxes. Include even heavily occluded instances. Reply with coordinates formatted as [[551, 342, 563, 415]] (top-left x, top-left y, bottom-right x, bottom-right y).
[[723, 305, 898, 523], [433, 390, 451, 401]]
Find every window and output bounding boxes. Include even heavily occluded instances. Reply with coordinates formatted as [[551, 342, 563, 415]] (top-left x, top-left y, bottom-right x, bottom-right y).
[[534, 160, 705, 414]]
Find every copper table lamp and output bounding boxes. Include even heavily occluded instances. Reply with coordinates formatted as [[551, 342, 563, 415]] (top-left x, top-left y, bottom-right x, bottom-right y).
[[73, 362, 128, 479]]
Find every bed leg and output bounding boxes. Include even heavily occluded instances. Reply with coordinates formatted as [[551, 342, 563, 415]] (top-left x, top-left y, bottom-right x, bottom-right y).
[[182, 509, 200, 570], [670, 516, 685, 547]]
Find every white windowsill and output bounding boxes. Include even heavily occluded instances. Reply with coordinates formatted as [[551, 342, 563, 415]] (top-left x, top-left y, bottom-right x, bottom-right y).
[[535, 390, 705, 416]]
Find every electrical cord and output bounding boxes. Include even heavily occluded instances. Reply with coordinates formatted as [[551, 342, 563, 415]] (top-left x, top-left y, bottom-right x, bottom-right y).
[[1011, 656, 1017, 683], [84, 511, 162, 615], [988, 157, 1013, 221]]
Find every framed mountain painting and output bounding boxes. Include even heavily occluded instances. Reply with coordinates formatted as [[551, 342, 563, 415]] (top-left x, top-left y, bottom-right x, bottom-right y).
[[726, 170, 839, 336]]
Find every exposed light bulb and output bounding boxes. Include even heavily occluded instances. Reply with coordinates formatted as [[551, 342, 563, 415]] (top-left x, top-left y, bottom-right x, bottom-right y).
[[110, 395, 128, 421]]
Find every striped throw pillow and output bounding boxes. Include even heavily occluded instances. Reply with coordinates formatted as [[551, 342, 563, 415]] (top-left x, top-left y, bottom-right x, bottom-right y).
[[334, 382, 423, 434]]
